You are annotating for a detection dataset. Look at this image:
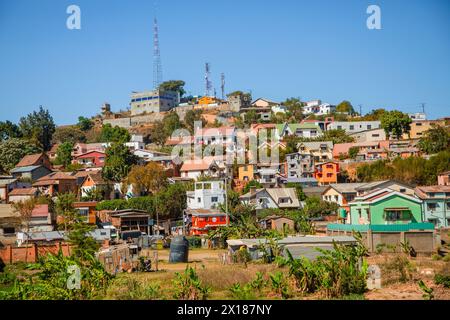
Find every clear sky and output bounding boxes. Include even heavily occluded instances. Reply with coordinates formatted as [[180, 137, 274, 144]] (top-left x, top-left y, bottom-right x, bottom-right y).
[[0, 0, 449, 125]]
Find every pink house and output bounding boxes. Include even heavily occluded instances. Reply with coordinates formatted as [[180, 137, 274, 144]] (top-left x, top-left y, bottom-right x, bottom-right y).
[[74, 151, 106, 167]]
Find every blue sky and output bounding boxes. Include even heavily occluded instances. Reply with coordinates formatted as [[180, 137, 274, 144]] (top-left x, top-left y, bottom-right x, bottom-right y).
[[0, 0, 449, 125]]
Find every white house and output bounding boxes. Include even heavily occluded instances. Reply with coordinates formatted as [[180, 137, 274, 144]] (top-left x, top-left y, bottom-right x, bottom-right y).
[[302, 100, 336, 115], [271, 105, 288, 114], [239, 188, 301, 211], [180, 159, 223, 180], [186, 180, 225, 210], [327, 121, 381, 134]]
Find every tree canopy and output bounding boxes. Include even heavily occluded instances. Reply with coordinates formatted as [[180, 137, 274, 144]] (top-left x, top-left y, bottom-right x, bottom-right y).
[[158, 80, 186, 97], [418, 125, 450, 154], [0, 138, 41, 173], [19, 106, 56, 151], [100, 124, 131, 143], [336, 101, 355, 114], [52, 126, 86, 144], [380, 110, 412, 140], [0, 120, 22, 141], [55, 142, 74, 168], [102, 142, 138, 182]]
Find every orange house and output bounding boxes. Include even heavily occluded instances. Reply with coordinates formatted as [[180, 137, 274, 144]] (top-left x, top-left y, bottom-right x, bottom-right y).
[[314, 161, 339, 185], [56, 201, 98, 225], [188, 209, 229, 236]]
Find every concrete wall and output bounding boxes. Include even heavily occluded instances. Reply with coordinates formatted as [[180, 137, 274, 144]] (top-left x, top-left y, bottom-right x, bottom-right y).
[[327, 229, 435, 253]]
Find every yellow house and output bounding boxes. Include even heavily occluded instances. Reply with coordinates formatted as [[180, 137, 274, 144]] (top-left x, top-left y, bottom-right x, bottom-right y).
[[403, 120, 446, 139], [298, 141, 333, 162], [198, 96, 217, 106], [238, 164, 256, 182]]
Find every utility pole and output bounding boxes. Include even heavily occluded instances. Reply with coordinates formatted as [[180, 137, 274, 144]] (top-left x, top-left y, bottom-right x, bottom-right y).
[[358, 104, 362, 117], [221, 73, 225, 100]]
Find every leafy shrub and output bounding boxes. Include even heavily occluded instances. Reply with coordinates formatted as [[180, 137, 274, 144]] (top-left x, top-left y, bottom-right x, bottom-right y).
[[434, 274, 450, 288], [172, 266, 210, 300], [277, 232, 368, 298], [269, 271, 291, 299], [229, 283, 256, 300], [186, 236, 202, 248]]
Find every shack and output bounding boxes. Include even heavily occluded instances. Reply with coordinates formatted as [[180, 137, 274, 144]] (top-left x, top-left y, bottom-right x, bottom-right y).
[[226, 235, 357, 261]]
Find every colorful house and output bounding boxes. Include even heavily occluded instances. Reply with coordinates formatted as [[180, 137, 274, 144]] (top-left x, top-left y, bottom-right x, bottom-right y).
[[348, 188, 423, 225], [74, 150, 106, 167], [238, 164, 256, 182], [275, 123, 323, 140], [415, 185, 450, 228], [314, 161, 339, 185], [187, 208, 229, 236], [32, 172, 78, 196]]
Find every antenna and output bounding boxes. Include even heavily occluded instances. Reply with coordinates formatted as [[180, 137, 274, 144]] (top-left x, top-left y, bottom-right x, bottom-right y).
[[221, 73, 225, 100], [420, 102, 426, 114], [205, 63, 212, 97], [153, 17, 163, 89], [358, 104, 362, 116]]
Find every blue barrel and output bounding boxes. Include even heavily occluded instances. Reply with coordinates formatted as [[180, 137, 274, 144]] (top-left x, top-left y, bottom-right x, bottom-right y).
[[169, 236, 189, 263]]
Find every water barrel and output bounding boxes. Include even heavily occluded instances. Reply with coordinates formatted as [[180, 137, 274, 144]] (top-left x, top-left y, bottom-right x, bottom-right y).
[[339, 208, 347, 219], [169, 236, 189, 263]]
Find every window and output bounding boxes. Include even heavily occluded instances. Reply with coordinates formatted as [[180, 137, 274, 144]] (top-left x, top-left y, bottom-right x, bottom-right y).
[[337, 125, 342, 130], [204, 183, 211, 190], [349, 125, 354, 130], [384, 210, 412, 221], [2, 227, 15, 235], [367, 125, 372, 130], [372, 134, 380, 137], [197, 197, 201, 203], [427, 203, 438, 211], [399, 188, 406, 193], [211, 196, 218, 202], [327, 173, 333, 177], [416, 123, 422, 126], [357, 209, 362, 218], [365, 208, 370, 221]]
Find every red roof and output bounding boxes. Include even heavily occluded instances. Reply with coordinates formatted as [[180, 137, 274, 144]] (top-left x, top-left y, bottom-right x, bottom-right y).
[[31, 204, 49, 217], [75, 150, 106, 159], [16, 153, 45, 167], [8, 187, 38, 196]]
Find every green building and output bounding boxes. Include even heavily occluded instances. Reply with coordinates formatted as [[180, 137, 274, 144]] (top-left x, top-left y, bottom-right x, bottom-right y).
[[348, 188, 423, 225]]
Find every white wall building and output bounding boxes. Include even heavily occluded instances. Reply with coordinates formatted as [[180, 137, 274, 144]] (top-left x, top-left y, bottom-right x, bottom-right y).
[[187, 180, 225, 210], [327, 121, 381, 134]]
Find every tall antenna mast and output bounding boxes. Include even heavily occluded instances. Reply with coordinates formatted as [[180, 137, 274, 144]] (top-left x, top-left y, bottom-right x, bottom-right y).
[[221, 73, 225, 100], [153, 17, 163, 89], [205, 62, 212, 97]]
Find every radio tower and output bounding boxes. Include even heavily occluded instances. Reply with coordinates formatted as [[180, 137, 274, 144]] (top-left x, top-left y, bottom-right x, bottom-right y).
[[153, 17, 163, 89], [221, 73, 225, 100], [205, 63, 212, 97]]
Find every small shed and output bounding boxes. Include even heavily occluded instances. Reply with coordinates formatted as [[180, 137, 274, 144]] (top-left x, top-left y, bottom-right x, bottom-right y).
[[259, 215, 295, 232]]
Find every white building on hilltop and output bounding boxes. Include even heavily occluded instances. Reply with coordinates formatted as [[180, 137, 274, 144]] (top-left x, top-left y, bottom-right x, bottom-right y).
[[303, 100, 336, 115]]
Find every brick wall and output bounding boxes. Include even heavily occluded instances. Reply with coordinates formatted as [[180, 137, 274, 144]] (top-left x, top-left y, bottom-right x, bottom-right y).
[[0, 243, 72, 264]]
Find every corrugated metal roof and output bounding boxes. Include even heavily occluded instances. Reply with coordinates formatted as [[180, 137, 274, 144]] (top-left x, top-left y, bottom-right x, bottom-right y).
[[10, 165, 41, 173]]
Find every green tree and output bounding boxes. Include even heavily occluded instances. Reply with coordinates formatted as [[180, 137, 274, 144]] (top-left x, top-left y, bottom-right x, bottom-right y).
[[19, 106, 56, 151], [67, 221, 99, 261], [155, 183, 187, 219], [77, 116, 94, 131], [418, 125, 450, 154], [52, 126, 86, 144], [184, 109, 207, 134], [380, 110, 412, 140], [348, 146, 359, 159], [322, 129, 355, 144], [336, 101, 355, 114], [285, 182, 306, 201], [158, 80, 186, 97], [360, 108, 387, 121], [242, 180, 263, 194], [102, 142, 138, 182], [55, 142, 74, 168], [150, 121, 167, 146], [244, 110, 259, 125], [55, 193, 78, 232], [0, 138, 41, 173], [0, 120, 22, 141], [282, 98, 304, 122], [100, 124, 131, 143]]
